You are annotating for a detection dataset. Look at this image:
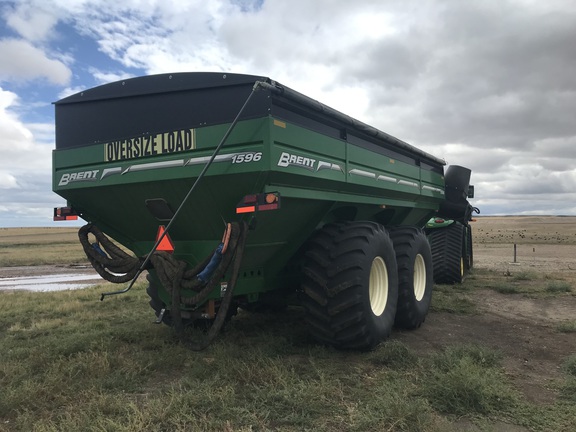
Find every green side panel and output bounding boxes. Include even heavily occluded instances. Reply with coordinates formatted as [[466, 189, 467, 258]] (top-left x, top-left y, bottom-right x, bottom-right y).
[[53, 116, 446, 303], [266, 121, 444, 227]]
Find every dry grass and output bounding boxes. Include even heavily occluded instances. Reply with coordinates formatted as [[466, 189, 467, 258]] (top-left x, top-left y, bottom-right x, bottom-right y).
[[474, 216, 576, 245], [1, 281, 575, 431], [3, 220, 576, 431], [0, 227, 89, 266]]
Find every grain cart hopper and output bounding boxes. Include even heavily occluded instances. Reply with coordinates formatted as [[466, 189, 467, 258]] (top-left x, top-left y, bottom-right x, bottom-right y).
[[52, 72, 476, 350]]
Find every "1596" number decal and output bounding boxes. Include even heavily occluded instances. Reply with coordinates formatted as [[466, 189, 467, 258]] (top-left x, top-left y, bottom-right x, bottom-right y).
[[231, 152, 262, 164]]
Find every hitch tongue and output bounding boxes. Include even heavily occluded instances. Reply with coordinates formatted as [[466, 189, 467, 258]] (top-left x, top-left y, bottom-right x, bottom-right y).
[[155, 308, 166, 324]]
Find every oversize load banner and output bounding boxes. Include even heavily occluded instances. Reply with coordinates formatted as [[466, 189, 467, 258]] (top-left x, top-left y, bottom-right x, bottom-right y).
[[104, 128, 195, 162]]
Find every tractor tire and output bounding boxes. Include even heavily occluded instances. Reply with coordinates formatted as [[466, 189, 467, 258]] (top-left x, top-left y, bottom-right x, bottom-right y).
[[428, 222, 465, 284], [465, 225, 474, 271], [389, 227, 433, 329], [301, 221, 398, 350]]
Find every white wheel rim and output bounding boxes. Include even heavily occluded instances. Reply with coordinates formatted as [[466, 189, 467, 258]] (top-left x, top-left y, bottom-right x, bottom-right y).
[[369, 256, 388, 316], [413, 254, 426, 301]]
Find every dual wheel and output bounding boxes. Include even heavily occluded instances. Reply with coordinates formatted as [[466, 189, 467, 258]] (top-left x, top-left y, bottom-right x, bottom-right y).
[[301, 221, 433, 350], [427, 222, 473, 284]]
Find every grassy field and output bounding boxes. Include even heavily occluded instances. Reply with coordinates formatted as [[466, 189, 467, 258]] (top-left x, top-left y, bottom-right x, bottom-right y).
[[1, 224, 576, 431], [1, 277, 575, 432], [473, 215, 576, 245], [0, 227, 87, 267]]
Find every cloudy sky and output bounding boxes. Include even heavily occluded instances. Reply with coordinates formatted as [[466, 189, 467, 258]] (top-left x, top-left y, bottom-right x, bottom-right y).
[[1, 0, 576, 226]]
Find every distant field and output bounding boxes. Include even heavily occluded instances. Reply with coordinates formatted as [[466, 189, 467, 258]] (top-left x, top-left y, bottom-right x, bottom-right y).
[[0, 227, 88, 266], [2, 217, 576, 267], [474, 216, 576, 245]]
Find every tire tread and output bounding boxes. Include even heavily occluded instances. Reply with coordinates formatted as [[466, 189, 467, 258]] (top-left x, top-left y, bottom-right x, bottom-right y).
[[301, 221, 397, 350]]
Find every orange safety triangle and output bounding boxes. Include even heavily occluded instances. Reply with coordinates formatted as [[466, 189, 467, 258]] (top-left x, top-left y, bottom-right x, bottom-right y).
[[155, 225, 175, 253]]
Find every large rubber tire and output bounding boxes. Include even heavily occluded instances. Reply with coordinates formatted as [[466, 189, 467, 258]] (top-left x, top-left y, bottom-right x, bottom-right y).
[[465, 225, 474, 271], [428, 222, 465, 284], [301, 221, 398, 350], [389, 227, 433, 329]]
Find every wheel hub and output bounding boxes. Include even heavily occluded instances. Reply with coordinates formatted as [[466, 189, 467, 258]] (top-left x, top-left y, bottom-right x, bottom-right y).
[[413, 253, 426, 301], [369, 256, 389, 315]]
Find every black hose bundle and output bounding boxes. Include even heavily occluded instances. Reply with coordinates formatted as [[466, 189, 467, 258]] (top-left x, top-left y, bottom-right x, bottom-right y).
[[78, 222, 249, 350], [166, 222, 248, 350], [78, 224, 143, 283]]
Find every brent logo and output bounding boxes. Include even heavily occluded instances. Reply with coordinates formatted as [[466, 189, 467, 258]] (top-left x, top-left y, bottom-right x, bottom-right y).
[[277, 152, 316, 170], [277, 152, 343, 173], [58, 170, 100, 186]]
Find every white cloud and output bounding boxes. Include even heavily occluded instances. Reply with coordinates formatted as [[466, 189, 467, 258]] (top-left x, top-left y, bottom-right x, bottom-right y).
[[26, 123, 55, 145], [0, 88, 33, 144], [57, 86, 86, 100], [90, 69, 135, 85], [4, 2, 59, 41], [0, 172, 19, 189], [0, 39, 71, 85], [0, 87, 52, 172], [0, 86, 56, 226]]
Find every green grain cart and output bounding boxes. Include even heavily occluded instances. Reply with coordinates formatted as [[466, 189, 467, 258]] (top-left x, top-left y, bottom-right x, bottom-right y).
[[53, 72, 476, 350]]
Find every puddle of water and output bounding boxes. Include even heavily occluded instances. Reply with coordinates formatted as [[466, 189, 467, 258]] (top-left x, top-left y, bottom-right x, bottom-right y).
[[0, 273, 103, 292]]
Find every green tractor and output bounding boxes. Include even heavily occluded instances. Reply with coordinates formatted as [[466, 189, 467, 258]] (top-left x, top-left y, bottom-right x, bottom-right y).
[[425, 166, 480, 284]]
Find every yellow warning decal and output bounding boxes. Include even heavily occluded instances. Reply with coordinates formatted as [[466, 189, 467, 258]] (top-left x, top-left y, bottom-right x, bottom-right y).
[[104, 128, 195, 162]]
